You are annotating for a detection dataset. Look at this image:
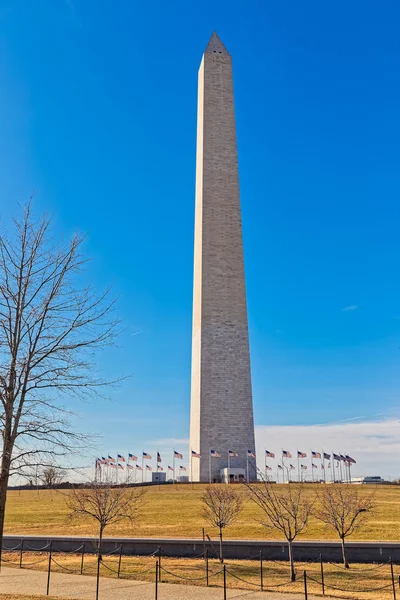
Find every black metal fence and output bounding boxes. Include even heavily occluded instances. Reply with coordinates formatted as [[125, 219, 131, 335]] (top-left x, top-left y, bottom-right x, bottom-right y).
[[1, 540, 399, 599]]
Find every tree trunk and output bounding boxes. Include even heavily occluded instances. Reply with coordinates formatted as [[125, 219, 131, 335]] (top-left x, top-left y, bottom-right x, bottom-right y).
[[0, 441, 12, 571], [219, 528, 223, 563], [288, 540, 296, 581], [98, 526, 104, 560], [341, 537, 349, 568]]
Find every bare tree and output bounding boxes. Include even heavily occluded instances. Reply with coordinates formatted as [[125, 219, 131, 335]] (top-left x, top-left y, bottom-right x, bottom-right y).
[[66, 483, 146, 556], [314, 485, 374, 568], [246, 480, 313, 581], [0, 203, 120, 555], [202, 485, 244, 562], [40, 466, 64, 488]]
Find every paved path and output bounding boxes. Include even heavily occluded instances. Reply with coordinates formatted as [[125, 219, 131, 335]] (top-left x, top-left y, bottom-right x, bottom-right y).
[[0, 567, 319, 600]]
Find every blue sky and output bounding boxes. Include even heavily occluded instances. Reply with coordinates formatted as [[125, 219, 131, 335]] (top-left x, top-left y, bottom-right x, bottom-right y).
[[1, 0, 400, 476]]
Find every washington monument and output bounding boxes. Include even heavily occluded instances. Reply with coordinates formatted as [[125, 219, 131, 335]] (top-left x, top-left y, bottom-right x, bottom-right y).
[[189, 33, 256, 482]]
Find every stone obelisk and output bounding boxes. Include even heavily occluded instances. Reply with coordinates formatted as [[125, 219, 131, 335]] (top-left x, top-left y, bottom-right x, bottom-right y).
[[189, 32, 256, 482]]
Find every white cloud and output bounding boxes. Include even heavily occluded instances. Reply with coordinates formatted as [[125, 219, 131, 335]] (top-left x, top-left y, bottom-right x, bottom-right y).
[[255, 418, 400, 479], [342, 305, 358, 312]]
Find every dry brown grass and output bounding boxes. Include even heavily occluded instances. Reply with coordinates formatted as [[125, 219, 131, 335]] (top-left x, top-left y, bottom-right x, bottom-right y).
[[2, 550, 397, 600], [0, 596, 64, 600], [5, 484, 400, 541]]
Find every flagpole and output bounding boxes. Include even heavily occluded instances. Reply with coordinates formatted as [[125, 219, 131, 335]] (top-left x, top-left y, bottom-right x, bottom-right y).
[[208, 448, 211, 484], [173, 448, 175, 486], [322, 450, 326, 483], [339, 455, 343, 483], [264, 448, 267, 480], [141, 452, 144, 484], [310, 449, 314, 483], [297, 449, 300, 483], [227, 451, 230, 485], [246, 452, 249, 483]]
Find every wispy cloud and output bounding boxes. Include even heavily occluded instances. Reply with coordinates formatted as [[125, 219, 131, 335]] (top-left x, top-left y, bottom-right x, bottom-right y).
[[342, 305, 358, 312], [256, 418, 400, 478]]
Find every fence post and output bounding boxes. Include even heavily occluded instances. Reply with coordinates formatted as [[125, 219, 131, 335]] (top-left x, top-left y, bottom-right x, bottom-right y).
[[80, 542, 85, 575], [391, 558, 396, 600], [155, 560, 159, 600], [320, 554, 325, 596], [95, 552, 101, 600], [117, 544, 123, 578], [202, 527, 205, 557], [19, 539, 24, 568], [260, 551, 263, 591], [303, 570, 308, 600], [158, 546, 162, 582], [46, 542, 52, 596], [205, 547, 209, 586], [223, 564, 227, 600]]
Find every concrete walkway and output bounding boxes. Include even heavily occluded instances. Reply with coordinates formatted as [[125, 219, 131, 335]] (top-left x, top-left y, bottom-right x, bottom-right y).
[[0, 567, 320, 600]]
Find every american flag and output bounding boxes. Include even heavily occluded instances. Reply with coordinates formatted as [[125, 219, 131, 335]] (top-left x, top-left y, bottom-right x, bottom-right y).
[[117, 463, 124, 470], [312, 451, 321, 459], [157, 452, 162, 462], [228, 450, 238, 457], [333, 453, 341, 461], [340, 454, 346, 461], [277, 464, 283, 469], [117, 454, 125, 462], [127, 464, 134, 470], [146, 465, 152, 471], [180, 465, 187, 471], [191, 450, 201, 458], [174, 451, 183, 459], [345, 455, 356, 464], [265, 466, 272, 471], [136, 464, 142, 471], [297, 451, 307, 458], [101, 457, 108, 464], [158, 466, 164, 471], [312, 463, 318, 469], [265, 450, 275, 458], [289, 464, 295, 470], [282, 450, 292, 458], [128, 453, 138, 461], [301, 465, 307, 470], [143, 452, 152, 460], [210, 450, 221, 458], [168, 466, 173, 470], [108, 455, 115, 461], [323, 453, 331, 460], [247, 450, 256, 458], [327, 462, 331, 468]]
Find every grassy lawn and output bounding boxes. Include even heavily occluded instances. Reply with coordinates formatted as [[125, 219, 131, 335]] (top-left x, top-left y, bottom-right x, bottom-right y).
[[2, 550, 397, 600], [4, 484, 400, 541]]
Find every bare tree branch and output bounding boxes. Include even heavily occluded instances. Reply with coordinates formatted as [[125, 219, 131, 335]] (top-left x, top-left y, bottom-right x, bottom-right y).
[[313, 485, 374, 567], [245, 479, 313, 581], [0, 202, 123, 558], [202, 485, 244, 562]]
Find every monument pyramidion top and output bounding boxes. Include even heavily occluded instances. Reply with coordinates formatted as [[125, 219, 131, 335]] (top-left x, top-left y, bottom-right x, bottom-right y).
[[204, 31, 230, 57]]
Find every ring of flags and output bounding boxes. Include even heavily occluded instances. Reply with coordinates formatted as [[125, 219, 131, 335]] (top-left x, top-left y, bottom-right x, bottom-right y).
[[96, 447, 356, 484]]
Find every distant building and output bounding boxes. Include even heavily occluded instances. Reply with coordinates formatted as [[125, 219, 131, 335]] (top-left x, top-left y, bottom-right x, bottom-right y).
[[152, 472, 166, 483], [220, 468, 246, 484], [351, 476, 385, 485]]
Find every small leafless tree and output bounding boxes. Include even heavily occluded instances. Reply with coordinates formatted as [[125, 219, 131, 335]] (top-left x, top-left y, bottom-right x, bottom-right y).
[[0, 203, 120, 557], [246, 480, 313, 581], [40, 466, 64, 488], [314, 485, 374, 568], [202, 485, 244, 562], [66, 483, 146, 556]]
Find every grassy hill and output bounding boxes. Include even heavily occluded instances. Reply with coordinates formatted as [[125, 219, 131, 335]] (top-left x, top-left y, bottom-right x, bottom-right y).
[[5, 483, 400, 541]]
